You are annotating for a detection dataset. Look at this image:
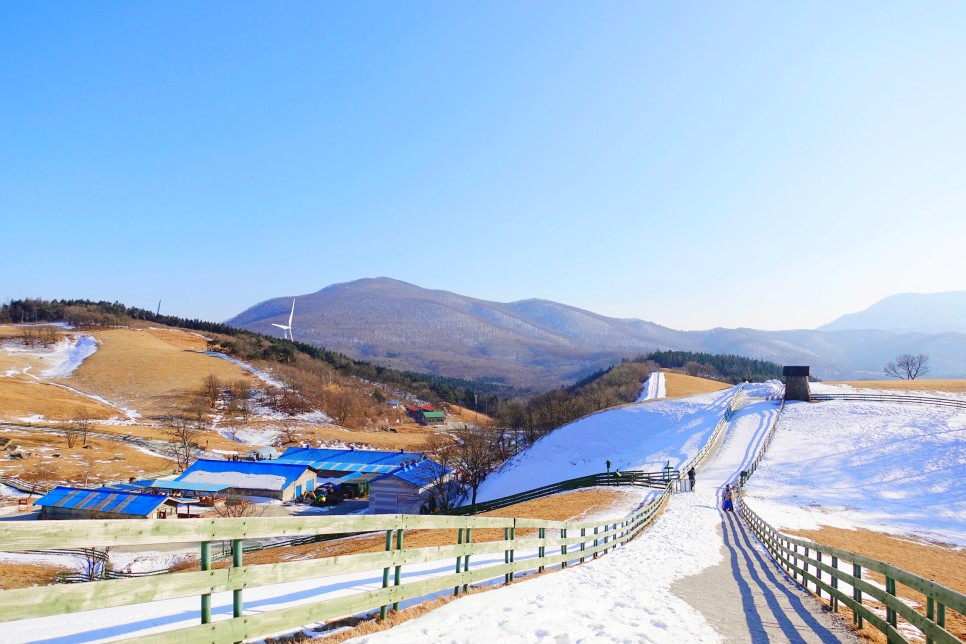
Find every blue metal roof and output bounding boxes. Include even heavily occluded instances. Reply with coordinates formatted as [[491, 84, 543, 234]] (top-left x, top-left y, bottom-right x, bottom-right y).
[[175, 459, 314, 490], [372, 459, 451, 488], [277, 448, 424, 473], [34, 486, 169, 517]]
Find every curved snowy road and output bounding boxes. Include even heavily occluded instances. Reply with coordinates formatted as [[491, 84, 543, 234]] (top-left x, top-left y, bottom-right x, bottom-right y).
[[353, 396, 856, 643]]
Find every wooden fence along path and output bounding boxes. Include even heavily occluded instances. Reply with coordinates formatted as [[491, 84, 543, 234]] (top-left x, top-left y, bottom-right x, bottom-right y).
[[734, 394, 965, 643], [810, 392, 966, 410], [0, 486, 672, 643]]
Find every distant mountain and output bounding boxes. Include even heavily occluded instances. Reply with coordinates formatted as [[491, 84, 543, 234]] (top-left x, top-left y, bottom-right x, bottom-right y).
[[820, 291, 966, 334], [227, 278, 966, 388]]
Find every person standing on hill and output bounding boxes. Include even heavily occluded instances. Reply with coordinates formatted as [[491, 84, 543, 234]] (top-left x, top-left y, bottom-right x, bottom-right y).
[[722, 484, 734, 512], [688, 467, 696, 491]]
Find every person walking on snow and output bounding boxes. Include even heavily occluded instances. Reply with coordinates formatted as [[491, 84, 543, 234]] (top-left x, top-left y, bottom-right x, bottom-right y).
[[687, 467, 696, 491], [722, 484, 734, 512]]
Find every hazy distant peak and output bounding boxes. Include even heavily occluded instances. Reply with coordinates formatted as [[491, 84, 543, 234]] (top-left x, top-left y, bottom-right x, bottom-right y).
[[820, 291, 966, 333]]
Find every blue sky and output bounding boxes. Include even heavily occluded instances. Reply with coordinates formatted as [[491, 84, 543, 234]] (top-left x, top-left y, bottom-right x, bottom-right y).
[[2, 2, 964, 330]]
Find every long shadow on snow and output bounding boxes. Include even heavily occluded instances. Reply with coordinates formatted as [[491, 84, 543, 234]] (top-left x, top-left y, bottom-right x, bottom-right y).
[[716, 482, 842, 643]]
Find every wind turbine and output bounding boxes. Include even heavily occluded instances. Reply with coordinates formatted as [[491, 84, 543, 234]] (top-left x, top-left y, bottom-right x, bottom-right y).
[[272, 298, 296, 341]]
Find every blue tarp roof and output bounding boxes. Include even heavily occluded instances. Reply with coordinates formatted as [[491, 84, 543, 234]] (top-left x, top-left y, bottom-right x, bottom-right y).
[[372, 459, 451, 488], [149, 480, 229, 492], [174, 459, 314, 490], [277, 448, 424, 474], [34, 486, 169, 517]]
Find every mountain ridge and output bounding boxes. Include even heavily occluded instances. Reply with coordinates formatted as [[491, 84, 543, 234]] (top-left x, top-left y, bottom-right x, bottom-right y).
[[227, 278, 966, 388]]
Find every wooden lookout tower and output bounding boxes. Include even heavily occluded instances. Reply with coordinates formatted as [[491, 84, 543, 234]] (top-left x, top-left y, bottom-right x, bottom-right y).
[[783, 366, 811, 401]]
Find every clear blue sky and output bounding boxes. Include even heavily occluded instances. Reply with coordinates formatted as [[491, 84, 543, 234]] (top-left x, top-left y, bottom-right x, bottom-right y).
[[2, 2, 964, 330]]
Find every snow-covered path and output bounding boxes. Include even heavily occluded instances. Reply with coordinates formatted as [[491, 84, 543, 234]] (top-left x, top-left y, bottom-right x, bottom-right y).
[[636, 370, 666, 402], [354, 396, 853, 643]]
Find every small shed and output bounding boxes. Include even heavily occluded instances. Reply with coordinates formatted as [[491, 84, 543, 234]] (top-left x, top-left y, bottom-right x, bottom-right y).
[[368, 459, 451, 514], [419, 410, 446, 426], [34, 486, 176, 520], [783, 366, 811, 401], [173, 460, 317, 501]]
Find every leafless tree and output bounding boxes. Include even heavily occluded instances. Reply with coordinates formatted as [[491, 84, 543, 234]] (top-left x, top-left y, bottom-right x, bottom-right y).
[[209, 498, 264, 518], [74, 407, 93, 446], [60, 420, 80, 449], [418, 432, 462, 511], [884, 353, 930, 380], [22, 461, 59, 494], [451, 425, 502, 505], [165, 416, 200, 471], [79, 545, 113, 581], [203, 374, 222, 409], [274, 421, 301, 448]]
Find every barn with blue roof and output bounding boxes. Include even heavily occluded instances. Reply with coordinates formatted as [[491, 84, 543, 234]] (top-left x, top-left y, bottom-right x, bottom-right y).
[[368, 459, 457, 514], [33, 486, 178, 520], [172, 459, 318, 501], [276, 447, 424, 477]]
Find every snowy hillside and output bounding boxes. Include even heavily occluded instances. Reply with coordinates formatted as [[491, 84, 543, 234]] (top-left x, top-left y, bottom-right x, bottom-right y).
[[473, 386, 738, 502], [744, 384, 966, 546]]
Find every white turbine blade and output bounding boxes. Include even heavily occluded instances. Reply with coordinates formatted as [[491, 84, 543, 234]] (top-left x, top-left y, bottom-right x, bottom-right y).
[[272, 323, 289, 330], [288, 298, 295, 327]]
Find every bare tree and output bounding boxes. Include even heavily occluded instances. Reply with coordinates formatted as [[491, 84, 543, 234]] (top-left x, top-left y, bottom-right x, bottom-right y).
[[74, 407, 93, 446], [79, 546, 113, 582], [202, 374, 222, 409], [165, 416, 200, 471], [418, 432, 462, 511], [208, 498, 264, 518], [274, 421, 301, 448], [884, 353, 930, 380], [451, 425, 502, 506], [60, 420, 80, 449]]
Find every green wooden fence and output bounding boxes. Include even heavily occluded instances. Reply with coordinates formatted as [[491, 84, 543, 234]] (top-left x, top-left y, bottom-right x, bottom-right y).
[[733, 392, 965, 643], [0, 485, 672, 643], [737, 499, 965, 644]]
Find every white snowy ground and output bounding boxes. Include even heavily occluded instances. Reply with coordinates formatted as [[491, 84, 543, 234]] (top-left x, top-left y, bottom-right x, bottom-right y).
[[6, 382, 962, 643], [1, 334, 97, 380], [353, 393, 782, 643], [474, 386, 739, 502], [744, 383, 966, 547], [636, 370, 667, 402]]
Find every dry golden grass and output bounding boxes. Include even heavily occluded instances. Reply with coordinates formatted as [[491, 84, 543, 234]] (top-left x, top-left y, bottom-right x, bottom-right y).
[[65, 328, 259, 418], [826, 379, 966, 394], [788, 526, 966, 641], [0, 562, 69, 590], [664, 372, 731, 398], [0, 379, 119, 422], [445, 404, 494, 425], [0, 429, 175, 486], [292, 425, 435, 452]]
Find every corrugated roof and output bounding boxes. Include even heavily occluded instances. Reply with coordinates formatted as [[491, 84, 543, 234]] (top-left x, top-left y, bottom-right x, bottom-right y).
[[372, 459, 450, 488], [174, 459, 314, 490], [34, 486, 169, 517], [277, 448, 424, 473]]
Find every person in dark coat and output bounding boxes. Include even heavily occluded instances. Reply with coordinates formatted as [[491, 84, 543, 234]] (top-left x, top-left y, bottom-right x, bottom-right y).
[[722, 484, 734, 512], [687, 467, 696, 491]]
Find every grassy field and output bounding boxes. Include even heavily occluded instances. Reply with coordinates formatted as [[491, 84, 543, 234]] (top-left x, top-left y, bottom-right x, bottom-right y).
[[0, 428, 175, 489], [64, 328, 260, 419], [0, 562, 69, 590], [664, 372, 731, 398], [0, 379, 119, 422], [826, 379, 966, 394]]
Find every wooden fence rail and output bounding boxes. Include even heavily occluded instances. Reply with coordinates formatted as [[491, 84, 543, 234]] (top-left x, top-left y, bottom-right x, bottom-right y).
[[0, 484, 672, 642], [810, 393, 966, 410], [734, 391, 965, 643], [737, 498, 965, 644]]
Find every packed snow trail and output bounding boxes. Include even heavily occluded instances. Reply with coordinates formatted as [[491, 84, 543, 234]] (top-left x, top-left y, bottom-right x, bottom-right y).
[[636, 370, 666, 402], [353, 395, 856, 643]]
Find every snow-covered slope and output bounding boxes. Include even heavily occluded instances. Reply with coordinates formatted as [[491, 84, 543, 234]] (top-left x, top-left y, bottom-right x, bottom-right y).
[[636, 370, 666, 401], [745, 384, 966, 546], [474, 386, 738, 502]]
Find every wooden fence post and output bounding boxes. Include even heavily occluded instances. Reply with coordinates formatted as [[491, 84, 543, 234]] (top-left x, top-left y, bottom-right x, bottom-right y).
[[853, 563, 863, 628], [454, 528, 464, 596], [593, 526, 598, 559], [200, 541, 211, 625], [580, 528, 586, 563], [816, 551, 822, 598], [380, 530, 392, 619], [561, 528, 568, 568], [232, 538, 243, 619], [927, 597, 934, 644], [830, 556, 838, 612], [538, 528, 546, 573], [885, 576, 897, 628], [393, 528, 404, 612], [463, 528, 471, 594]]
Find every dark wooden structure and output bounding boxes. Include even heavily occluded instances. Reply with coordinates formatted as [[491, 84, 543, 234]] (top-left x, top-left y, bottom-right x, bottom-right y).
[[783, 366, 811, 401]]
